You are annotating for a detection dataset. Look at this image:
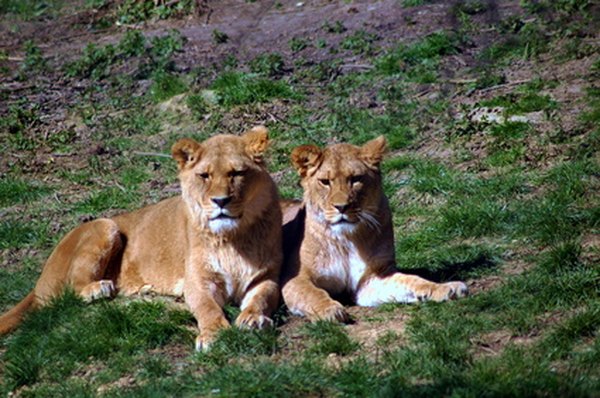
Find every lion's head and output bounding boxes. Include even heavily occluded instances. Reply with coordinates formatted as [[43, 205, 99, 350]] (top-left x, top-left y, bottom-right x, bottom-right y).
[[291, 136, 387, 236], [172, 126, 277, 235]]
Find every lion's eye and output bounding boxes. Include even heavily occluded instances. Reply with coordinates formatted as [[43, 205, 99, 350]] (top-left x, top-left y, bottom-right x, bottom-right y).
[[318, 178, 330, 186], [229, 169, 247, 178], [350, 175, 364, 185], [198, 172, 210, 180]]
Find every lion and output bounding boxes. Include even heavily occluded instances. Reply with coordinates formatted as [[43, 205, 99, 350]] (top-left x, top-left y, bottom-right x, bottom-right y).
[[281, 136, 468, 322], [0, 127, 282, 351]]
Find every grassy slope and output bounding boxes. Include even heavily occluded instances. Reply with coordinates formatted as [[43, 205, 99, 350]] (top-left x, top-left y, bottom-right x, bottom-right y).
[[0, 0, 599, 396]]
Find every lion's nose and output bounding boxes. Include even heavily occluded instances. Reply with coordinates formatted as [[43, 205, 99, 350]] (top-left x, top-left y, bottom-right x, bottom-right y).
[[333, 204, 349, 214], [211, 196, 232, 208]]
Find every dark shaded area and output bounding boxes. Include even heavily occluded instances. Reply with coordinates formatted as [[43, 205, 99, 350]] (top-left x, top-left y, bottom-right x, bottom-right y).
[[397, 253, 497, 283]]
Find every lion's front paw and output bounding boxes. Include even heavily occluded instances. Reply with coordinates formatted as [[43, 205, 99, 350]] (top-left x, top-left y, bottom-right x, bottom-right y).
[[446, 281, 469, 299], [431, 281, 469, 302], [195, 333, 217, 352], [235, 310, 274, 330], [80, 280, 115, 303], [195, 317, 230, 352], [310, 300, 348, 323]]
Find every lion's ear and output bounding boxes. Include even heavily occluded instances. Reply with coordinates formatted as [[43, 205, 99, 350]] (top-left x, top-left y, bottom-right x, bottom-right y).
[[172, 138, 202, 170], [360, 135, 386, 170], [291, 145, 322, 178], [243, 125, 269, 164]]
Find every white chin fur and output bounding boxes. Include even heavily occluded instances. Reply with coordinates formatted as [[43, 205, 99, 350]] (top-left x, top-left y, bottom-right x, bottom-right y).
[[208, 218, 239, 234], [330, 222, 357, 236]]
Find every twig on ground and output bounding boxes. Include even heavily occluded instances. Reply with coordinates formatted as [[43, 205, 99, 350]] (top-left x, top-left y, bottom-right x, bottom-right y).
[[479, 79, 532, 94]]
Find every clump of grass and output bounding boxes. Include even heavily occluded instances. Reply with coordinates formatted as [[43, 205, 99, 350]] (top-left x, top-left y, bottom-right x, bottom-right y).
[[211, 71, 298, 107], [146, 29, 185, 72], [473, 70, 507, 89], [340, 30, 379, 55], [480, 20, 548, 62], [117, 29, 146, 57], [377, 32, 457, 75], [73, 186, 140, 214], [65, 42, 116, 80], [303, 321, 359, 356], [540, 304, 600, 360], [481, 92, 557, 114], [65, 29, 184, 80], [0, 218, 50, 250], [0, 0, 63, 19], [515, 160, 597, 245], [289, 37, 308, 52], [186, 93, 210, 120], [490, 121, 530, 139], [401, 0, 427, 6], [196, 326, 280, 367], [117, 0, 195, 23], [0, 178, 52, 207], [148, 71, 187, 102], [212, 29, 229, 44], [1, 102, 40, 150], [439, 199, 513, 238], [249, 53, 284, 77], [452, 0, 488, 15], [376, 30, 458, 79], [0, 257, 40, 308], [410, 160, 457, 195], [322, 20, 346, 34], [20, 40, 46, 73]]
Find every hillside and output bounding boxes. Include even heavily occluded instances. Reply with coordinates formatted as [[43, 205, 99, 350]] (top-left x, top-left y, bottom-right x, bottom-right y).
[[0, 0, 598, 396]]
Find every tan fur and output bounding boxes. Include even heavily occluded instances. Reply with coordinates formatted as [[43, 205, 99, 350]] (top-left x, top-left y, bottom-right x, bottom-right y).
[[0, 127, 282, 351], [281, 136, 468, 321]]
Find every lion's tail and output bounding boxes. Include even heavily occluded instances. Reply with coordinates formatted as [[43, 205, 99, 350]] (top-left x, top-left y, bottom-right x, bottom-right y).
[[0, 292, 36, 335]]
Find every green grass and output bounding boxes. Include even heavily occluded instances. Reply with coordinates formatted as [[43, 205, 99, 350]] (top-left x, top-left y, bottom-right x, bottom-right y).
[[211, 71, 299, 107], [148, 71, 187, 102], [303, 321, 359, 356], [340, 30, 379, 56], [376, 30, 458, 82], [480, 21, 548, 62], [0, 178, 52, 207], [65, 29, 184, 81], [2, 291, 193, 390], [116, 0, 195, 23], [0, 219, 51, 250], [196, 327, 280, 367], [0, 0, 64, 19], [0, 258, 40, 308], [481, 92, 557, 114], [249, 53, 285, 77]]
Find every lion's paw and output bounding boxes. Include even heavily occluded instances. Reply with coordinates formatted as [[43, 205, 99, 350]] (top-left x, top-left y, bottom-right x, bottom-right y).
[[446, 281, 469, 299], [430, 281, 468, 302], [80, 280, 115, 303], [195, 333, 217, 352], [310, 301, 348, 323], [235, 311, 274, 330]]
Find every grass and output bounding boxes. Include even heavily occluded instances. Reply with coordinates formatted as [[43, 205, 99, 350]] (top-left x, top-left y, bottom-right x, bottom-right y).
[[0, 178, 52, 207], [0, 0, 64, 19], [2, 291, 193, 390], [1, 1, 599, 396], [303, 321, 359, 356], [116, 0, 196, 24], [376, 30, 458, 82], [211, 71, 299, 107]]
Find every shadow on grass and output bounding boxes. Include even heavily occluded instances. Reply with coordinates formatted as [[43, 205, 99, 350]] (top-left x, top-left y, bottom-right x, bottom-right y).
[[398, 253, 497, 283]]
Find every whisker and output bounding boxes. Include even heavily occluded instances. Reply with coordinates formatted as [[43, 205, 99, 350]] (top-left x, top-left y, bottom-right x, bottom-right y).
[[358, 210, 381, 233]]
